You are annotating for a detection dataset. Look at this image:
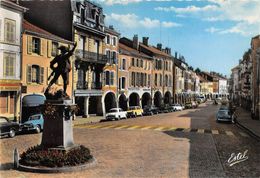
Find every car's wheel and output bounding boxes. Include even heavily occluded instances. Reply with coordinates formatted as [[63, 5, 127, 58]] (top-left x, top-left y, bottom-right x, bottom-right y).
[[35, 125, 41, 133], [9, 129, 16, 138]]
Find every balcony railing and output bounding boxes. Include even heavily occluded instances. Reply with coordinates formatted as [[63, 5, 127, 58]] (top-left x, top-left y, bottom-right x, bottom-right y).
[[77, 81, 102, 90], [75, 50, 107, 64]]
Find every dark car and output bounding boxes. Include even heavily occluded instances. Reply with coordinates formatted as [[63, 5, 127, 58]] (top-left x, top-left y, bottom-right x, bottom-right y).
[[0, 116, 20, 138], [216, 107, 236, 123], [143, 106, 153, 116], [159, 105, 173, 113], [143, 105, 159, 115]]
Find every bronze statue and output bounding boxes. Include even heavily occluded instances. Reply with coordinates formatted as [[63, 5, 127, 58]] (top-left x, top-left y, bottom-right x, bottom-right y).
[[45, 42, 77, 96]]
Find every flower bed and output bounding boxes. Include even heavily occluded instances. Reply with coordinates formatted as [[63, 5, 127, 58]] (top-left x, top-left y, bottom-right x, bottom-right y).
[[19, 145, 93, 168]]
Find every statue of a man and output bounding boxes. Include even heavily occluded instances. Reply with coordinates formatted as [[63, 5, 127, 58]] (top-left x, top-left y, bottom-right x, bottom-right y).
[[46, 42, 77, 95]]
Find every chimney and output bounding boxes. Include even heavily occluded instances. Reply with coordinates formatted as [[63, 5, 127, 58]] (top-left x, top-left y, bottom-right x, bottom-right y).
[[143, 37, 149, 46], [109, 25, 114, 30], [175, 52, 178, 59], [133, 34, 139, 50], [165, 47, 171, 55], [157, 43, 162, 51]]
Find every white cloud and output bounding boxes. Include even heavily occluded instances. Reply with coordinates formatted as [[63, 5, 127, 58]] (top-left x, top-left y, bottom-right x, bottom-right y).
[[155, 5, 219, 13], [140, 18, 160, 28], [106, 13, 181, 29], [106, 13, 139, 28], [155, 0, 260, 36], [205, 27, 221, 33], [97, 0, 142, 5], [162, 21, 182, 27], [219, 22, 260, 36]]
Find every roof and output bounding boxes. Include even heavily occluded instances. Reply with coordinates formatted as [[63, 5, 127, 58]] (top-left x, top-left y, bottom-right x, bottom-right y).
[[174, 59, 185, 70], [139, 43, 171, 58], [105, 26, 120, 36], [23, 20, 73, 44], [119, 43, 153, 60], [1, 0, 27, 12]]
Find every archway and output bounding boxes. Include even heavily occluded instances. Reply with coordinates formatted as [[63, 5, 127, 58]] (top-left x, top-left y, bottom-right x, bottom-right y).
[[154, 91, 162, 107], [119, 94, 127, 111], [164, 91, 171, 105], [129, 92, 140, 106], [141, 92, 151, 108], [104, 92, 116, 112]]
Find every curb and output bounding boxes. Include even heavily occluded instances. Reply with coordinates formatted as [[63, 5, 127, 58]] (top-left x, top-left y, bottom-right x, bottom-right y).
[[235, 121, 260, 141], [18, 157, 97, 173]]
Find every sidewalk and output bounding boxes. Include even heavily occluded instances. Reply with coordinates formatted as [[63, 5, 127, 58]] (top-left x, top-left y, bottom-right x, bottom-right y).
[[236, 107, 260, 140], [73, 115, 104, 126]]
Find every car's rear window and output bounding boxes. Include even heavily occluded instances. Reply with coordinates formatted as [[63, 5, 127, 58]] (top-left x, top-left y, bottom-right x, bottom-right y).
[[109, 109, 118, 113], [29, 115, 41, 120]]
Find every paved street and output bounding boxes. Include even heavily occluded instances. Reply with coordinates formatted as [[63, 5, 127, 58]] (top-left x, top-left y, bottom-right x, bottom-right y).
[[0, 101, 260, 178]]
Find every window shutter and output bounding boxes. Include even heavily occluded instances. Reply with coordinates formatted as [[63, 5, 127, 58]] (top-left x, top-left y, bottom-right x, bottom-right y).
[[40, 67, 44, 84], [27, 36, 32, 54], [110, 72, 114, 85], [47, 40, 52, 58], [27, 65, 32, 83], [40, 39, 44, 56]]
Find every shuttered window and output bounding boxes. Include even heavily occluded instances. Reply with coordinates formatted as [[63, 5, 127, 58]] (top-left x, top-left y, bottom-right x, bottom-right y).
[[110, 72, 114, 85], [105, 71, 110, 85], [27, 65, 44, 84], [51, 42, 58, 56], [4, 18, 16, 43], [3, 52, 15, 77], [32, 37, 41, 54]]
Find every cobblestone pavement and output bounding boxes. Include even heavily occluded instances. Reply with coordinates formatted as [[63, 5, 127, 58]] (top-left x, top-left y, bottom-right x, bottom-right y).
[[0, 101, 259, 178]]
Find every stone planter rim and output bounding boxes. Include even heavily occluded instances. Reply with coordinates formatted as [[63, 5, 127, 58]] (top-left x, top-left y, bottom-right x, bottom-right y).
[[18, 157, 97, 173]]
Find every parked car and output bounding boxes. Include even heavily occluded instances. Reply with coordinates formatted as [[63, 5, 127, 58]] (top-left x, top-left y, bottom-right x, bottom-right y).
[[216, 107, 236, 123], [0, 116, 20, 138], [127, 106, 143, 118], [20, 114, 44, 133], [143, 106, 154, 116], [144, 105, 159, 115], [171, 104, 183, 111], [106, 108, 127, 120], [185, 102, 193, 109]]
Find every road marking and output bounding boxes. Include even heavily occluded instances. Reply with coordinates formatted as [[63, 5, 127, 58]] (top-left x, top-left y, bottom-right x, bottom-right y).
[[239, 132, 249, 137], [75, 124, 240, 137], [197, 129, 204, 133], [140, 126, 154, 130], [88, 125, 107, 129], [225, 131, 234, 136], [100, 125, 119, 129], [212, 130, 219, 134], [114, 125, 130, 130], [127, 125, 142, 130], [154, 126, 166, 131]]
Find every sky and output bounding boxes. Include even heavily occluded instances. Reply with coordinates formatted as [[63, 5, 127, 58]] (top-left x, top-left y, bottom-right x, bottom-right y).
[[95, 0, 260, 76]]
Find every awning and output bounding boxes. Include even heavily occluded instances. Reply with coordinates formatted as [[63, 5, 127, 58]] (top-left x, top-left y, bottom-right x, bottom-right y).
[[22, 94, 46, 107]]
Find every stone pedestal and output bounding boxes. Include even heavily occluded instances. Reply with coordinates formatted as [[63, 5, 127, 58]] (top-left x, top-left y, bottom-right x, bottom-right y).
[[41, 100, 76, 149]]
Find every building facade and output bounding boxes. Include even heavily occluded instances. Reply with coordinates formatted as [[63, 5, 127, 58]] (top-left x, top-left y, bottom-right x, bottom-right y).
[[0, 0, 26, 119], [251, 35, 260, 119], [119, 37, 153, 110]]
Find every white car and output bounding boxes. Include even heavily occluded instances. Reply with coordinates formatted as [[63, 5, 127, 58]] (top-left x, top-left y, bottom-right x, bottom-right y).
[[171, 104, 183, 111], [105, 108, 127, 120]]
